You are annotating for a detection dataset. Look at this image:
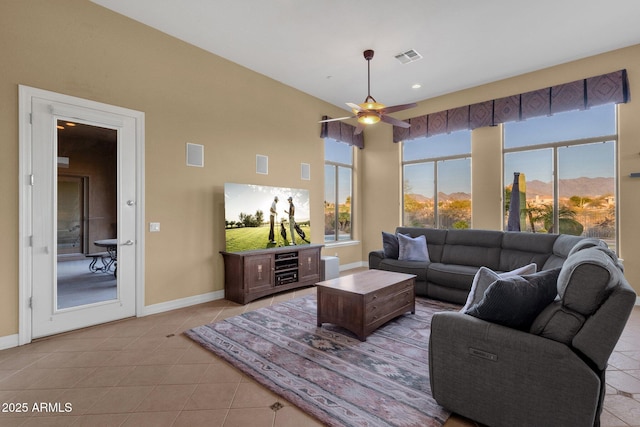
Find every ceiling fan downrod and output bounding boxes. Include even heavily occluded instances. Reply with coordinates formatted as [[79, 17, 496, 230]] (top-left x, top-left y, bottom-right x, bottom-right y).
[[361, 49, 384, 111], [364, 49, 376, 104]]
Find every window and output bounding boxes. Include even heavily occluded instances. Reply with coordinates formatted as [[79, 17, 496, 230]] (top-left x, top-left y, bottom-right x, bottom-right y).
[[402, 131, 471, 228], [324, 139, 353, 242], [503, 104, 617, 249]]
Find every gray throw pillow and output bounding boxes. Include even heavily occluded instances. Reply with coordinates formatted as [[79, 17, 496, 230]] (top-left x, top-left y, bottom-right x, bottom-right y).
[[398, 234, 430, 262], [465, 268, 561, 331], [461, 263, 538, 312], [382, 231, 400, 259]]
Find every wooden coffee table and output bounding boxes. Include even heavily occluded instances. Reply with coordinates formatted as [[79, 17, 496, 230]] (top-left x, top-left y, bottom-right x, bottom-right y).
[[316, 270, 416, 341]]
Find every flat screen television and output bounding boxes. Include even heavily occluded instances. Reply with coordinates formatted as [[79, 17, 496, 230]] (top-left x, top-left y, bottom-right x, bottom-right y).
[[224, 182, 311, 252]]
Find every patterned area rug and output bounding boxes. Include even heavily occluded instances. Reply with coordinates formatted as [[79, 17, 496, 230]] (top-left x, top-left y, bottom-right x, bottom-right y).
[[185, 294, 459, 427]]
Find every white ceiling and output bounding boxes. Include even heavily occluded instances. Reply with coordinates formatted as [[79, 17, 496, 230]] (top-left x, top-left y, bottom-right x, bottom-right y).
[[91, 0, 640, 113]]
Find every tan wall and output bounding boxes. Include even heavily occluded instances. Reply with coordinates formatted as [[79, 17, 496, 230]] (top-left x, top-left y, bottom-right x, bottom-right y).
[[1, 1, 638, 340], [361, 45, 640, 297], [0, 0, 354, 337]]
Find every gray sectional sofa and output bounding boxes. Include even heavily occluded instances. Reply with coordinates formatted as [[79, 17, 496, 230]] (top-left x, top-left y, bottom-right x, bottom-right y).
[[370, 227, 636, 426], [429, 240, 635, 427], [368, 227, 584, 304]]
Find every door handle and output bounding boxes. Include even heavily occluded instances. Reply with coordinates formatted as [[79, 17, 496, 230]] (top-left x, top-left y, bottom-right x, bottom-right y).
[[126, 200, 135, 206], [121, 240, 134, 246]]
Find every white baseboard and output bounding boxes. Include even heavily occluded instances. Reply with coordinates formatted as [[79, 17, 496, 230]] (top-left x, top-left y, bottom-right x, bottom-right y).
[[339, 261, 367, 271], [143, 262, 368, 316], [143, 263, 369, 316], [0, 291, 226, 350], [142, 289, 225, 316], [0, 334, 19, 351]]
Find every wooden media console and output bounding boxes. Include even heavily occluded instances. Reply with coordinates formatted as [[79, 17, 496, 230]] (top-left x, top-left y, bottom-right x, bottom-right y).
[[220, 244, 323, 304]]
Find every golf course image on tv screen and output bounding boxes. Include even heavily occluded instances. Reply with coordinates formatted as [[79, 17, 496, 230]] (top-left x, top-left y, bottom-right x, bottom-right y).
[[224, 183, 311, 252]]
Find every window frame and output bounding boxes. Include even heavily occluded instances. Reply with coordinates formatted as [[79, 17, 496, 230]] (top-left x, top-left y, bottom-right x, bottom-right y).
[[401, 131, 472, 229], [324, 139, 354, 243], [502, 106, 618, 251]]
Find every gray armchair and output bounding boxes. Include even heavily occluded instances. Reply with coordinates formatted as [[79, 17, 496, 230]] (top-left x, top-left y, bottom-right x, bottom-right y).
[[429, 246, 636, 427]]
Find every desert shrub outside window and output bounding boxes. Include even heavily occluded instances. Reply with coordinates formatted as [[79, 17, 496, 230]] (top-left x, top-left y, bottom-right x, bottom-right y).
[[402, 131, 472, 229], [324, 139, 353, 242], [503, 104, 617, 250]]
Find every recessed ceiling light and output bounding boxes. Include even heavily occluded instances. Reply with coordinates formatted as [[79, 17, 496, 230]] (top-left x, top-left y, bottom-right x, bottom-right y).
[[65, 122, 76, 127], [412, 83, 422, 89]]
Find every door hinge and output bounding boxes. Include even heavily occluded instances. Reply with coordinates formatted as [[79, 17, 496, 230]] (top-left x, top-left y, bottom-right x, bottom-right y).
[[29, 174, 34, 186], [29, 297, 33, 308], [28, 235, 33, 247], [29, 113, 32, 125]]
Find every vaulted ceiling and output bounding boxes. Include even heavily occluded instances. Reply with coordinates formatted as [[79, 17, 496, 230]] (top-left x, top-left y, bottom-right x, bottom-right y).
[[91, 0, 640, 114]]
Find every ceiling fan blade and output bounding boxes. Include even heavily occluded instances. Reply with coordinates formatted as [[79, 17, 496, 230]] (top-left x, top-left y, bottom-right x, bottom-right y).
[[381, 102, 418, 114], [381, 115, 410, 128], [346, 102, 364, 112], [318, 116, 355, 123], [353, 122, 366, 135]]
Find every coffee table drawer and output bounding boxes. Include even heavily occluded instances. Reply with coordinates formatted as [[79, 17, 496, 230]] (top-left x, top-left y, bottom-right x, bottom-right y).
[[366, 288, 414, 325], [364, 278, 413, 304]]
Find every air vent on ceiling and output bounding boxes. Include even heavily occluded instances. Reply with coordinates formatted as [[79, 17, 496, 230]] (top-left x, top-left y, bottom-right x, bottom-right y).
[[394, 49, 423, 64]]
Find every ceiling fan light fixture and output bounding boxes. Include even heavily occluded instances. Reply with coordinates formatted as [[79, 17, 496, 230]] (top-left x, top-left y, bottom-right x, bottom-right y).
[[357, 112, 381, 125], [359, 97, 385, 111], [318, 48, 416, 132]]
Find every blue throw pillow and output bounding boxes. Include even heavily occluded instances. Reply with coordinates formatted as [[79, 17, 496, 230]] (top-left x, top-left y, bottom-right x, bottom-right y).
[[382, 231, 400, 259], [465, 268, 561, 331], [398, 234, 430, 262]]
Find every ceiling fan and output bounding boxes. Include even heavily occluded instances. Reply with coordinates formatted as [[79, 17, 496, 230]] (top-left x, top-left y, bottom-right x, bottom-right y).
[[320, 49, 417, 135]]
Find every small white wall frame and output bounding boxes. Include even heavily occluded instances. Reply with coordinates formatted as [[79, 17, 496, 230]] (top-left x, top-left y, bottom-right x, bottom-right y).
[[186, 143, 204, 167], [301, 163, 310, 180], [256, 154, 268, 174]]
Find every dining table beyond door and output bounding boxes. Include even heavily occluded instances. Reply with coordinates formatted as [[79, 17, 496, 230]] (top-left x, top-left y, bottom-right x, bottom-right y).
[[94, 238, 117, 277]]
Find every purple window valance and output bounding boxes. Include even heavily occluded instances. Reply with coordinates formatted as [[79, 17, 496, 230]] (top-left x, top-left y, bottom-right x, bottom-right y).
[[393, 69, 630, 142], [409, 115, 427, 139], [521, 88, 551, 119], [393, 123, 410, 142], [469, 100, 494, 129], [320, 116, 364, 149], [447, 106, 470, 133], [551, 80, 584, 114], [427, 110, 447, 136], [493, 95, 520, 125], [586, 71, 629, 108]]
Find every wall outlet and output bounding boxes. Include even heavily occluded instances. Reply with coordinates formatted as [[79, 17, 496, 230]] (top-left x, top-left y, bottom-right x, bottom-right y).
[[149, 222, 160, 232]]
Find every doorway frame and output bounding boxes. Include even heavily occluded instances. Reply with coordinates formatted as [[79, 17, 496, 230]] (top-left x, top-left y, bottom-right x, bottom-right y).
[[18, 85, 145, 345]]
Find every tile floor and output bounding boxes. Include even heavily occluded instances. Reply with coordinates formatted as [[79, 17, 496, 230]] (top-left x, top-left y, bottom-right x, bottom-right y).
[[0, 270, 638, 427]]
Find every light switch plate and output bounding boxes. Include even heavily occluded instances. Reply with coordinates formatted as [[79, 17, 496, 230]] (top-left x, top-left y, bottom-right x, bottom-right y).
[[149, 222, 160, 232]]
